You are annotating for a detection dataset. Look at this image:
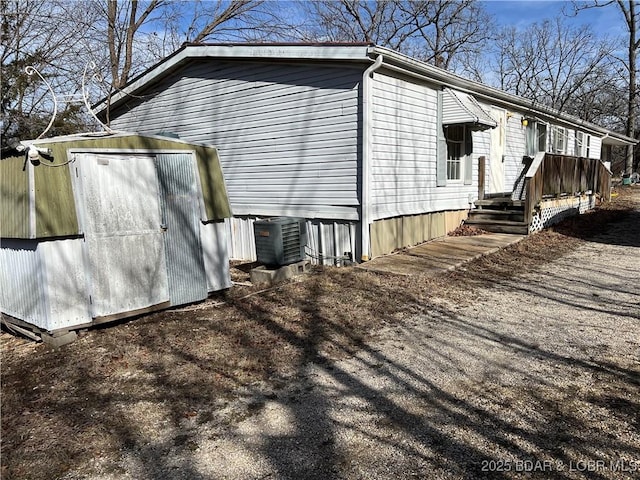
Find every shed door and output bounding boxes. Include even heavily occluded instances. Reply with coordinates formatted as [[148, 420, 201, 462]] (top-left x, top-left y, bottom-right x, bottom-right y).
[[156, 154, 208, 306], [75, 154, 169, 318], [489, 108, 506, 194]]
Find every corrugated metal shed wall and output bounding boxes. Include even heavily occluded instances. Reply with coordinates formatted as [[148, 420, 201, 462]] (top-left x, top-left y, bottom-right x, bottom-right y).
[[0, 156, 30, 238], [75, 154, 170, 318], [0, 240, 49, 325], [34, 146, 78, 238], [39, 239, 91, 330], [0, 238, 91, 331], [156, 153, 208, 306], [200, 221, 231, 291]]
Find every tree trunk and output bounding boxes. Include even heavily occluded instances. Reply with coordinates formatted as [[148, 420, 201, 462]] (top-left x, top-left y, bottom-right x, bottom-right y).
[[625, 0, 636, 174]]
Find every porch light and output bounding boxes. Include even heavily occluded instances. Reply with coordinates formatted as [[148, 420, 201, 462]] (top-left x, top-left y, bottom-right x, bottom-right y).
[[521, 117, 529, 127]]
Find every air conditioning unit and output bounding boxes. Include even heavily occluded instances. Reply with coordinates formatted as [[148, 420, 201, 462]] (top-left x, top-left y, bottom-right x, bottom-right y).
[[253, 217, 308, 267]]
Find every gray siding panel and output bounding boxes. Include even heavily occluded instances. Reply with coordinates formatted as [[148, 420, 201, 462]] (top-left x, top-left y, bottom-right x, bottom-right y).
[[110, 61, 363, 220], [590, 135, 602, 159]]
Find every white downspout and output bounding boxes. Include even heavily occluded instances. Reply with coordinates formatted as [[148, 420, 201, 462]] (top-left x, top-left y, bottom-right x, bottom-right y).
[[360, 54, 383, 262]]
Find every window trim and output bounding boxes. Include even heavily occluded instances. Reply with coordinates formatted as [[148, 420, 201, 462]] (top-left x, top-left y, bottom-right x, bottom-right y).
[[552, 126, 567, 154], [445, 125, 465, 182]]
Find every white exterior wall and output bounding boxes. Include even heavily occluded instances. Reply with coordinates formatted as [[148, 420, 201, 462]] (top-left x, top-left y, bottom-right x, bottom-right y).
[[369, 71, 482, 221], [0, 240, 49, 327], [0, 239, 91, 331], [109, 61, 363, 221], [40, 239, 92, 330], [200, 221, 232, 292]]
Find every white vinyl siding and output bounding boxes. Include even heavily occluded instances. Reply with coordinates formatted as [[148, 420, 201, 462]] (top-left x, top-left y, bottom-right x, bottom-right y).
[[109, 61, 362, 220], [566, 129, 576, 156], [369, 71, 481, 220]]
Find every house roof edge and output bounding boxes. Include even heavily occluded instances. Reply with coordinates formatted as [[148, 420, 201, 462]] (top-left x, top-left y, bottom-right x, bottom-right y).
[[369, 46, 636, 145]]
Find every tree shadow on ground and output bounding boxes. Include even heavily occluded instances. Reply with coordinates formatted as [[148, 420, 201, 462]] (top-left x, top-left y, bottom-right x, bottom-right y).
[[2, 194, 639, 479]]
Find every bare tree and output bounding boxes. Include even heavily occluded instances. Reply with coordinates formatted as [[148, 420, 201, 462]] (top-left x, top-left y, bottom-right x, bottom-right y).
[[302, 0, 403, 45], [494, 17, 614, 113], [184, 0, 267, 43], [96, 0, 274, 125], [303, 0, 490, 71], [571, 0, 639, 173], [400, 0, 490, 69], [1, 0, 96, 146], [104, 0, 166, 90]]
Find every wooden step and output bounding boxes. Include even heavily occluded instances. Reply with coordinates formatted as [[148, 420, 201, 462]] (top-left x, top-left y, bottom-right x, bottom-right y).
[[468, 209, 525, 222], [464, 218, 529, 235], [474, 198, 525, 209]]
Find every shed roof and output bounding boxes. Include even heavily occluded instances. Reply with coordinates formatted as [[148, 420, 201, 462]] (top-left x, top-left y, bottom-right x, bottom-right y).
[[1, 132, 231, 239], [96, 43, 636, 147]]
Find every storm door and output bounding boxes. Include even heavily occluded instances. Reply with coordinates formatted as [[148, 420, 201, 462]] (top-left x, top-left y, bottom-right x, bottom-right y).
[[489, 107, 506, 194]]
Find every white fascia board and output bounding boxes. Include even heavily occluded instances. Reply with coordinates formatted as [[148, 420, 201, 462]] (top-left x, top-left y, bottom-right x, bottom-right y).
[[601, 134, 637, 146], [368, 46, 637, 145], [192, 44, 372, 60], [98, 44, 373, 112]]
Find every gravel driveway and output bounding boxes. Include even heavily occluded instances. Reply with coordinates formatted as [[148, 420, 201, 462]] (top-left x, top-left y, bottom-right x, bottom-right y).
[[66, 196, 639, 480]]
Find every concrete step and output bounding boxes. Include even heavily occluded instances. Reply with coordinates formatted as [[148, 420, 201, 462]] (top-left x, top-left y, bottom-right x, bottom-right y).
[[465, 218, 530, 235]]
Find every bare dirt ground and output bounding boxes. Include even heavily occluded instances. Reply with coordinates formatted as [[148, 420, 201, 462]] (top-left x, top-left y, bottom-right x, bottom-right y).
[[2, 187, 639, 480]]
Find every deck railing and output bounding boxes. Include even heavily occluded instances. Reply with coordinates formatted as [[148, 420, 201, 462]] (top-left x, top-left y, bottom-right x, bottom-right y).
[[523, 152, 612, 224]]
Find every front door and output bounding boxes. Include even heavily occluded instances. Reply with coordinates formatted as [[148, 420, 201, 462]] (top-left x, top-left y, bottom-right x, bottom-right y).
[[489, 108, 506, 194]]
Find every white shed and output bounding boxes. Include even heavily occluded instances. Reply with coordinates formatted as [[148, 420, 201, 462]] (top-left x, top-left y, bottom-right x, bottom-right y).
[[1, 132, 232, 344]]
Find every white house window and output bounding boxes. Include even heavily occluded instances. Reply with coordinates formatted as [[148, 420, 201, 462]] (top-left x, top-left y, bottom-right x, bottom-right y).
[[552, 126, 567, 154], [574, 131, 591, 157], [575, 131, 584, 156], [445, 125, 465, 181], [538, 123, 548, 153]]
